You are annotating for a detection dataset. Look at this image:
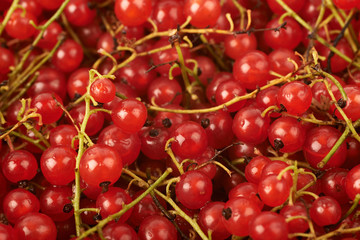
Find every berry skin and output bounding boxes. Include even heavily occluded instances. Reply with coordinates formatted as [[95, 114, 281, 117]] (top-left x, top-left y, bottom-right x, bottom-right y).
[[345, 164, 360, 200], [277, 81, 312, 115], [138, 215, 178, 240], [171, 121, 208, 159], [90, 78, 116, 103], [111, 99, 148, 134], [175, 170, 212, 209], [309, 196, 341, 226], [5, 9, 37, 40], [79, 144, 123, 188], [233, 50, 271, 90], [184, 0, 221, 28], [2, 150, 38, 183], [114, 0, 152, 26], [14, 212, 57, 240], [249, 211, 289, 240], [52, 39, 84, 73], [0, 47, 15, 75]]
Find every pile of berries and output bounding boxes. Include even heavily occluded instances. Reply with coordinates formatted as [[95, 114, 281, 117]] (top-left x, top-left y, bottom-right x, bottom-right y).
[[2, 0, 360, 239]]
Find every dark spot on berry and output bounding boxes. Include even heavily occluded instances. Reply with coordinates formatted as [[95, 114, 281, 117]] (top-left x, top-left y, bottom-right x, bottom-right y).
[[149, 128, 159, 137], [162, 118, 172, 128], [222, 207, 232, 220], [63, 204, 73, 213], [274, 139, 284, 151], [201, 118, 210, 128]]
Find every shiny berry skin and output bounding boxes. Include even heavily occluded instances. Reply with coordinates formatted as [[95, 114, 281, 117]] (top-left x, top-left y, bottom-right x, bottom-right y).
[[96, 187, 132, 221], [175, 170, 212, 209], [2, 150, 38, 183], [280, 202, 309, 233], [0, 47, 15, 75], [233, 50, 271, 90], [190, 56, 217, 86], [261, 160, 293, 185], [147, 77, 183, 106], [309, 196, 341, 226], [200, 110, 234, 149], [258, 174, 291, 207], [111, 99, 148, 133], [103, 222, 138, 240], [245, 156, 271, 184], [266, 0, 305, 14], [5, 9, 37, 40], [249, 211, 289, 240], [79, 144, 123, 188], [31, 92, 63, 125], [39, 186, 73, 222], [52, 39, 84, 73], [153, 105, 190, 132], [215, 79, 247, 112], [90, 78, 116, 103], [345, 164, 360, 200], [152, 0, 185, 31], [14, 212, 57, 240], [221, 197, 261, 236], [114, 0, 152, 27], [97, 124, 141, 166], [3, 188, 40, 224], [264, 17, 302, 50], [64, 0, 96, 27], [40, 146, 77, 185], [198, 202, 231, 240], [49, 124, 78, 149], [27, 67, 67, 100], [277, 81, 312, 115], [224, 33, 257, 60], [184, 0, 221, 28], [138, 215, 178, 240], [268, 117, 306, 153], [303, 126, 347, 169], [233, 106, 270, 145], [171, 121, 208, 159]]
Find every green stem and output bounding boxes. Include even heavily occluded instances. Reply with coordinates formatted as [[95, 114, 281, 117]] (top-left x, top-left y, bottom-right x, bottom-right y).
[[317, 126, 349, 169], [77, 169, 172, 239], [174, 40, 192, 95], [320, 71, 348, 101]]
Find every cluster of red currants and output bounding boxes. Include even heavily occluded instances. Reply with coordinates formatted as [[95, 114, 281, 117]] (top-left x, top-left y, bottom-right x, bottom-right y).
[[2, 0, 360, 239]]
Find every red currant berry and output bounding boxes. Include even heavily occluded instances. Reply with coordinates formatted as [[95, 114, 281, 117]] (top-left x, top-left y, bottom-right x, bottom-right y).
[[114, 0, 152, 26], [90, 78, 116, 103], [175, 170, 212, 209], [40, 146, 77, 185], [79, 144, 123, 188], [111, 98, 148, 134], [2, 150, 38, 183], [14, 212, 57, 239], [184, 0, 221, 28], [249, 211, 289, 240], [64, 0, 96, 27], [171, 121, 208, 159], [5, 9, 37, 40], [52, 39, 84, 73], [138, 215, 177, 240], [31, 92, 63, 125], [309, 196, 341, 226], [277, 81, 312, 116]]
